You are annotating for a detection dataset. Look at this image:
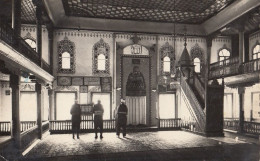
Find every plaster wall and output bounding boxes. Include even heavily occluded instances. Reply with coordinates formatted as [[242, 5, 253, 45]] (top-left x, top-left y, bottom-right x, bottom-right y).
[[211, 37, 232, 63], [21, 25, 50, 64], [0, 81, 11, 121], [249, 30, 260, 60]]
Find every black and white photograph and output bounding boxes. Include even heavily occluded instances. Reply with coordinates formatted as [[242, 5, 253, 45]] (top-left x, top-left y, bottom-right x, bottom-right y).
[[0, 0, 259, 160]]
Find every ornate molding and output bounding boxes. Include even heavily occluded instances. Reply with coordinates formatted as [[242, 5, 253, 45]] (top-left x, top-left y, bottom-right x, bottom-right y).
[[54, 31, 113, 38], [53, 85, 78, 91], [23, 32, 36, 42]]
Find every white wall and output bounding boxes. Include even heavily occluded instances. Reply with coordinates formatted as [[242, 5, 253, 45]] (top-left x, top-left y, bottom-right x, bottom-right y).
[[21, 25, 50, 64]]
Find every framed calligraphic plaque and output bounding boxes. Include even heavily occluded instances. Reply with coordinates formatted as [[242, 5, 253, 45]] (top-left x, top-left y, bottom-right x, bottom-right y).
[[72, 77, 84, 85], [57, 76, 71, 86], [80, 104, 93, 115], [84, 77, 100, 86], [101, 77, 111, 92]]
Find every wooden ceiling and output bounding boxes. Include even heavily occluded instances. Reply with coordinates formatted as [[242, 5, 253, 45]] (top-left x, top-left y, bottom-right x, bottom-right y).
[[62, 0, 236, 24]]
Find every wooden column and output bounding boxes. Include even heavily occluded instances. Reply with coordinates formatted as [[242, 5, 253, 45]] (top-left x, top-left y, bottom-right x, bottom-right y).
[[48, 90, 54, 121], [205, 36, 213, 112], [36, 82, 42, 139], [47, 25, 54, 74], [10, 73, 21, 149], [33, 0, 43, 67], [12, 0, 21, 46], [238, 29, 245, 64], [238, 87, 245, 133]]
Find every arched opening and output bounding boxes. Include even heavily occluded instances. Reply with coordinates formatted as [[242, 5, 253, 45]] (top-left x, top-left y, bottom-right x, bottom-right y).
[[163, 56, 171, 72], [62, 52, 71, 69], [194, 57, 201, 73], [25, 38, 36, 50], [97, 54, 106, 71]]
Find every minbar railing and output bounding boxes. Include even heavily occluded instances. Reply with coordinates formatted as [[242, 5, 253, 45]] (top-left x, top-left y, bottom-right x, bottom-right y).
[[192, 71, 205, 101], [180, 71, 206, 132], [156, 118, 181, 129], [0, 19, 51, 74], [209, 57, 260, 79]]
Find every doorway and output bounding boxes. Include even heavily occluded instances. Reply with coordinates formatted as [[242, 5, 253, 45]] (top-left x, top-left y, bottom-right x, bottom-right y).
[[159, 94, 175, 119]]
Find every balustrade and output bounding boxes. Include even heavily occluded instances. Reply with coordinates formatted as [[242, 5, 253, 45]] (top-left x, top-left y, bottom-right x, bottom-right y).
[[0, 19, 51, 74], [156, 118, 181, 129]]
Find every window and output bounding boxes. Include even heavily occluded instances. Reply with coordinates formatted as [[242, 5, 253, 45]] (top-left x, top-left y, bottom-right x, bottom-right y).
[[25, 38, 36, 50], [193, 57, 201, 73], [56, 93, 76, 120], [93, 39, 110, 75], [61, 52, 71, 69], [223, 93, 234, 118], [57, 36, 75, 73], [253, 44, 260, 60], [160, 42, 175, 75], [219, 48, 230, 62], [163, 56, 171, 72], [191, 43, 204, 74], [97, 54, 106, 70], [159, 94, 175, 119]]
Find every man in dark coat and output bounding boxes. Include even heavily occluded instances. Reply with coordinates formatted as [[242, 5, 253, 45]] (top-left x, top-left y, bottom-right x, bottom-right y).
[[93, 100, 104, 139], [115, 98, 128, 137], [70, 100, 81, 139]]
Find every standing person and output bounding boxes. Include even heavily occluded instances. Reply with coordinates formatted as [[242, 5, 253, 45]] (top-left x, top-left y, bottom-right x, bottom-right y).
[[70, 100, 81, 139], [115, 98, 128, 137], [93, 100, 104, 139]]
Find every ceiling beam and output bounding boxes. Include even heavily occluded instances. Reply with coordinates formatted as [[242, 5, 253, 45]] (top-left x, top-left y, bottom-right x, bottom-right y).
[[57, 16, 206, 35], [202, 0, 260, 35]]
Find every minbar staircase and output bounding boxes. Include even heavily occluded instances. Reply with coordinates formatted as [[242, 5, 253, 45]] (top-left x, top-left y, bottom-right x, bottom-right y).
[[180, 71, 206, 133], [180, 69, 224, 136]]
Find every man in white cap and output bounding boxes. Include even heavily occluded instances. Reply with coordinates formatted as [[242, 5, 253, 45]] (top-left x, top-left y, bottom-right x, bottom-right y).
[[115, 98, 128, 137]]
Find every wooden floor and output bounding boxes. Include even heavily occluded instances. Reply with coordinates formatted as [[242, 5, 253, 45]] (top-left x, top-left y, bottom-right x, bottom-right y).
[[19, 131, 259, 161]]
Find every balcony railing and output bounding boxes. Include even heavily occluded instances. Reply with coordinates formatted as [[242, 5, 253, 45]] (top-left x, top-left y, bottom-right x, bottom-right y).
[[0, 19, 51, 74], [156, 118, 181, 129], [49, 119, 116, 133], [209, 57, 240, 79], [209, 57, 260, 79], [0, 121, 37, 135]]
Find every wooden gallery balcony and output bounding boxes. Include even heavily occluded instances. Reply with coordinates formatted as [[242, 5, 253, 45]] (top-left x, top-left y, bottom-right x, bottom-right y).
[[0, 19, 52, 78], [209, 56, 260, 85]]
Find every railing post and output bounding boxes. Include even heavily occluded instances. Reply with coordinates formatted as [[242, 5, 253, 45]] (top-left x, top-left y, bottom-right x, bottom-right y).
[[36, 82, 43, 139], [33, 0, 43, 67], [12, 0, 21, 47], [10, 73, 21, 150]]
